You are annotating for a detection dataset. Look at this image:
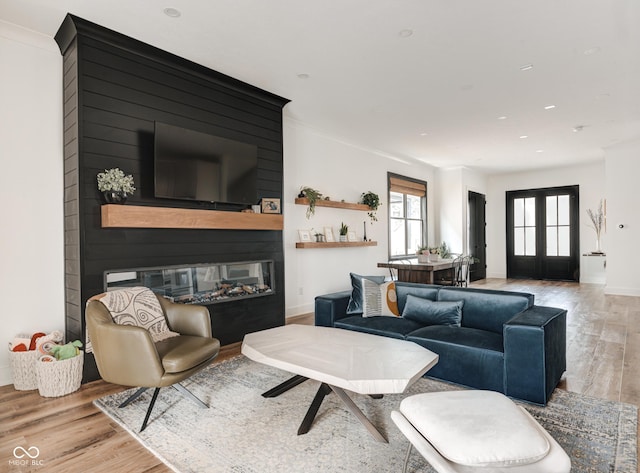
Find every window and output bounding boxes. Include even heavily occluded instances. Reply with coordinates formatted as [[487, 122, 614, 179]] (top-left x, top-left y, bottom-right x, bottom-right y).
[[513, 197, 536, 256], [388, 174, 427, 258]]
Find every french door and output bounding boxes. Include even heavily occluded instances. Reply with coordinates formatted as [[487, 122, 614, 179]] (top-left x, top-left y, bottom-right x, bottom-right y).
[[506, 186, 579, 281]]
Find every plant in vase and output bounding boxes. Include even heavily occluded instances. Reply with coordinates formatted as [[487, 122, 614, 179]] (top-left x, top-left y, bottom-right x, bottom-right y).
[[416, 245, 430, 263], [298, 186, 323, 219], [586, 199, 604, 254], [339, 222, 349, 242], [360, 191, 380, 223], [97, 168, 136, 204]]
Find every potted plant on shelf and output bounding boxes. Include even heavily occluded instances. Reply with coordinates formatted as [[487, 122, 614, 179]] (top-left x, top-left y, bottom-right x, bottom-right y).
[[339, 222, 349, 242], [97, 168, 136, 204], [298, 186, 323, 219], [586, 199, 604, 254], [360, 191, 380, 223]]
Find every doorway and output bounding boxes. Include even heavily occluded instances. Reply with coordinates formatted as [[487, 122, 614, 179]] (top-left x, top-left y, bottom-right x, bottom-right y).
[[506, 186, 579, 281], [468, 191, 486, 281]]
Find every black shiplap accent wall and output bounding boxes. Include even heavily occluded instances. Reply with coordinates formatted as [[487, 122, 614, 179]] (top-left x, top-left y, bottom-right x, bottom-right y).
[[55, 14, 289, 381]]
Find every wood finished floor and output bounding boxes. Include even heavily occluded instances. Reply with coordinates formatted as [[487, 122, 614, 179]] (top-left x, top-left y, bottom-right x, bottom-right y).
[[1, 280, 638, 472]]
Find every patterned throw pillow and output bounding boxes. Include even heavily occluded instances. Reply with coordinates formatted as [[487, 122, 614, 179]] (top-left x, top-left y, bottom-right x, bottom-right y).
[[86, 287, 179, 352], [362, 278, 400, 317]]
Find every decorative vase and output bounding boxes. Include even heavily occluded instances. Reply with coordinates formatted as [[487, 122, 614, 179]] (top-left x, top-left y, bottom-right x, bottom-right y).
[[417, 254, 429, 263], [594, 236, 603, 254], [429, 254, 440, 262], [339, 235, 347, 242], [102, 191, 127, 204]]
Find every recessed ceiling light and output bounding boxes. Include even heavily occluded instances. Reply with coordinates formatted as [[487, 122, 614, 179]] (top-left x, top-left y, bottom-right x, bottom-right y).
[[297, 73, 310, 79], [583, 47, 601, 56], [398, 29, 413, 38], [497, 116, 507, 120], [519, 64, 534, 71], [163, 7, 181, 17], [536, 149, 544, 153], [572, 125, 585, 133], [544, 105, 556, 110], [519, 135, 528, 139], [419, 132, 428, 136]]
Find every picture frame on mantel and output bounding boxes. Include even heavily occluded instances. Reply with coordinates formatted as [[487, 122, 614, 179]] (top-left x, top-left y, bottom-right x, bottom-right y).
[[261, 198, 281, 214], [347, 230, 358, 242]]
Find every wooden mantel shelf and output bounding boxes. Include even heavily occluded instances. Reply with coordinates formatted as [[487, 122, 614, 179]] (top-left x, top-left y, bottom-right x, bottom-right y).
[[296, 241, 378, 249], [101, 204, 284, 230], [294, 197, 370, 212]]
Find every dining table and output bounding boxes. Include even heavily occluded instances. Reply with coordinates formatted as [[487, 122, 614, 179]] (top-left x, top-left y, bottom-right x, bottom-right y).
[[377, 258, 455, 284]]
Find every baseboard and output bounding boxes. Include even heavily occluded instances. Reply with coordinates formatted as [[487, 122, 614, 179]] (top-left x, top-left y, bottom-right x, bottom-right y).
[[0, 363, 13, 387], [486, 271, 506, 279], [286, 303, 314, 318], [604, 286, 640, 297]]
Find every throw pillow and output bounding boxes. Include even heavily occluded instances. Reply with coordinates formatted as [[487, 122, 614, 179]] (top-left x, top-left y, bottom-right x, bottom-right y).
[[401, 294, 464, 326], [86, 287, 179, 353], [346, 272, 386, 314], [362, 279, 400, 317]]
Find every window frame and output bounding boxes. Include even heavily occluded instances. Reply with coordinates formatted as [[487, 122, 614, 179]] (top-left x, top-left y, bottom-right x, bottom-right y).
[[387, 173, 427, 260]]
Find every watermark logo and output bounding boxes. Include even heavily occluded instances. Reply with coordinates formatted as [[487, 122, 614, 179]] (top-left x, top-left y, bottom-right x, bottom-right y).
[[9, 446, 44, 467]]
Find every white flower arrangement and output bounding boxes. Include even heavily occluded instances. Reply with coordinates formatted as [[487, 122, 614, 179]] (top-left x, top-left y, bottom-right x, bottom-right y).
[[96, 168, 136, 195]]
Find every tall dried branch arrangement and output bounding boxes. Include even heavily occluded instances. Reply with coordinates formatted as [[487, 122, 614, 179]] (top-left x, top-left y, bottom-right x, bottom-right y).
[[586, 199, 604, 238]]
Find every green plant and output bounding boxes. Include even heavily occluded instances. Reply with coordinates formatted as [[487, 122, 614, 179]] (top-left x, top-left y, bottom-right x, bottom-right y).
[[299, 186, 323, 219], [360, 191, 380, 223], [339, 222, 349, 236], [97, 168, 136, 195]]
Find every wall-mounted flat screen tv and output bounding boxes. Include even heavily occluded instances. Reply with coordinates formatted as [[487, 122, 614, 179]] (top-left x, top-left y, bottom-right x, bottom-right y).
[[154, 122, 258, 205]]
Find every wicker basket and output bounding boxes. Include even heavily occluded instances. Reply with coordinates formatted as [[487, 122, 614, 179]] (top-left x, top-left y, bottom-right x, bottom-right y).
[[9, 348, 38, 390], [35, 352, 84, 397]]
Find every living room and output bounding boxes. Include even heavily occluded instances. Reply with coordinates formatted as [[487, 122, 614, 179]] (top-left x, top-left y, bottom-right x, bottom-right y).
[[1, 1, 640, 471]]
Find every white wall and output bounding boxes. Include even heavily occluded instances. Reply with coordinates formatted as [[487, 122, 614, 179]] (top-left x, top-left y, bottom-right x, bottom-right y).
[[0, 21, 65, 386], [282, 119, 436, 316], [435, 167, 487, 256], [604, 139, 640, 296], [485, 161, 605, 279]]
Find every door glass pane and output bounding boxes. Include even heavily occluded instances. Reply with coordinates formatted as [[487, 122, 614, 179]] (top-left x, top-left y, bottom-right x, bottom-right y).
[[407, 220, 422, 255], [558, 195, 570, 226], [407, 195, 421, 219], [525, 227, 536, 256], [558, 227, 570, 256], [514, 228, 525, 256], [546, 196, 557, 225], [390, 192, 404, 218], [390, 218, 405, 256], [524, 197, 536, 226], [546, 227, 558, 256], [514, 198, 524, 226]]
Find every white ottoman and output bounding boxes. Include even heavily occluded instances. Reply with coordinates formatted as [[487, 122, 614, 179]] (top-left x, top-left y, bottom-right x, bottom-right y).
[[391, 391, 571, 473]]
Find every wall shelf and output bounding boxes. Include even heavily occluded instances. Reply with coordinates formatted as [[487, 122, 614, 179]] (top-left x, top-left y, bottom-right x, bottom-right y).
[[296, 241, 377, 249], [101, 204, 284, 230], [294, 197, 371, 212]]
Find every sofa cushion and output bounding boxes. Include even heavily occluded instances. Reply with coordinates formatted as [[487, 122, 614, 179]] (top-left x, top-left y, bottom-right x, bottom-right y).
[[346, 273, 386, 314], [394, 282, 440, 314], [401, 295, 463, 326], [335, 315, 423, 340], [362, 279, 400, 317], [438, 287, 532, 334]]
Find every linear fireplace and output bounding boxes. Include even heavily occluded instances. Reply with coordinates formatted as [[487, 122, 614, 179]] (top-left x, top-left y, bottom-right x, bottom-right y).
[[105, 260, 275, 305]]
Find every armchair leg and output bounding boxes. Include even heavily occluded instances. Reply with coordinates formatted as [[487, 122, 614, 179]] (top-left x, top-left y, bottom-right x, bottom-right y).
[[119, 387, 148, 408], [173, 383, 208, 409], [140, 388, 161, 432]]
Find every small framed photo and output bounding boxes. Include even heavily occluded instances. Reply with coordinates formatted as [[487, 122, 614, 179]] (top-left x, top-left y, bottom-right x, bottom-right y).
[[347, 230, 358, 242], [261, 198, 281, 214], [324, 226, 335, 242], [298, 229, 312, 242]]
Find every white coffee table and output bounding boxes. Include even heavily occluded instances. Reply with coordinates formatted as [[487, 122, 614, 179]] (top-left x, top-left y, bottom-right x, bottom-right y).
[[241, 324, 438, 442]]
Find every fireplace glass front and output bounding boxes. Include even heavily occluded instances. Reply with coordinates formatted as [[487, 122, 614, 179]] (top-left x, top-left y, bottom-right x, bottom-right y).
[[105, 260, 274, 304]]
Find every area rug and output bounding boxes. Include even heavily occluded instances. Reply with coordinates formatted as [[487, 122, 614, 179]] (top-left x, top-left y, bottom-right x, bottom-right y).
[[95, 356, 637, 473]]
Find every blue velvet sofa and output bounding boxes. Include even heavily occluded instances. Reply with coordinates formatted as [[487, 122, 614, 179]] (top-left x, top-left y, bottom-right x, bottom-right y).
[[315, 281, 567, 405]]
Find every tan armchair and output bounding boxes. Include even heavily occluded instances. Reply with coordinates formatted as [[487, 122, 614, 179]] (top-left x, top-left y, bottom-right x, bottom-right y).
[[86, 290, 220, 431]]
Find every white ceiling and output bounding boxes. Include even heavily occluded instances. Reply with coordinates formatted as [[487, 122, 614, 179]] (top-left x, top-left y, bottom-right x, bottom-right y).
[[2, 0, 640, 173]]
